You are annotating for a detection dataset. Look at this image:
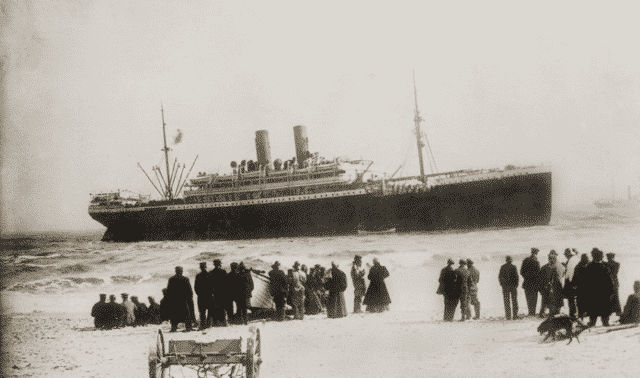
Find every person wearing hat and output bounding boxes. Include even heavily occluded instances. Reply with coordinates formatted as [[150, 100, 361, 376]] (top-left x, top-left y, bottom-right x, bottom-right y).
[[91, 294, 109, 329], [105, 294, 123, 329], [467, 259, 481, 320], [437, 258, 460, 322], [537, 250, 565, 317], [208, 259, 229, 327], [147, 296, 162, 325], [520, 248, 541, 316], [268, 261, 288, 321], [289, 261, 307, 320], [351, 255, 367, 314], [363, 258, 391, 314], [563, 249, 580, 318], [583, 249, 614, 326], [236, 262, 254, 325], [195, 262, 212, 329], [166, 266, 194, 332], [120, 292, 136, 327], [605, 252, 621, 317], [131, 296, 148, 327], [305, 265, 324, 315], [498, 256, 519, 320], [326, 261, 349, 318], [455, 259, 471, 321]]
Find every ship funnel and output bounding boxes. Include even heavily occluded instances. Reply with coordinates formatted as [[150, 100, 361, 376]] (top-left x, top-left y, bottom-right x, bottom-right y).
[[293, 125, 310, 165], [255, 130, 271, 166]]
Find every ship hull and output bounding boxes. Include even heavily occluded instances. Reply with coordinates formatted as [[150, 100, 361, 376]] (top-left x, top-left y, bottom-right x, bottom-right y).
[[91, 172, 552, 242]]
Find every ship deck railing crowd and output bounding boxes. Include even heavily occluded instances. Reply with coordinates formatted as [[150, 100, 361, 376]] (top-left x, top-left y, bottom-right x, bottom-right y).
[[88, 164, 550, 210]]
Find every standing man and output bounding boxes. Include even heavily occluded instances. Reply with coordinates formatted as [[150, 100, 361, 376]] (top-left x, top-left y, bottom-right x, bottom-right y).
[[227, 262, 242, 324], [166, 266, 194, 332], [209, 259, 229, 327], [455, 259, 471, 321], [326, 261, 348, 319], [538, 250, 565, 317], [584, 248, 614, 326], [520, 248, 541, 317], [437, 259, 460, 322], [290, 261, 307, 320], [195, 262, 212, 329], [467, 259, 481, 320], [563, 248, 580, 318], [237, 262, 254, 325], [605, 252, 622, 317], [268, 261, 288, 322], [351, 255, 367, 314], [498, 256, 519, 320]]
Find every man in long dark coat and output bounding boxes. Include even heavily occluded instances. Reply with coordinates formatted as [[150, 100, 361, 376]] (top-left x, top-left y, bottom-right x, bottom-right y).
[[499, 255, 519, 320], [438, 259, 460, 322], [455, 259, 471, 321], [91, 294, 109, 329], [195, 262, 212, 329], [326, 261, 348, 318], [209, 259, 229, 327], [520, 248, 540, 316], [237, 262, 254, 325], [572, 253, 590, 319], [363, 258, 391, 313], [166, 266, 194, 332], [605, 252, 622, 317], [269, 261, 288, 321], [584, 248, 614, 327], [226, 262, 242, 324]]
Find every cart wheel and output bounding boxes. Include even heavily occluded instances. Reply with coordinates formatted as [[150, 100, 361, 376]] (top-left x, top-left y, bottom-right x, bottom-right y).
[[149, 329, 167, 378], [245, 328, 262, 378]]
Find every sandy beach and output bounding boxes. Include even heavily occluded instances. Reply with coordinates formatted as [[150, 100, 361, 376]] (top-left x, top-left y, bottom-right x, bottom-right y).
[[2, 308, 639, 378]]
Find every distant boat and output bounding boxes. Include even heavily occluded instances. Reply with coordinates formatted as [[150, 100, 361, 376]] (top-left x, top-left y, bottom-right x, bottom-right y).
[[594, 186, 639, 209]]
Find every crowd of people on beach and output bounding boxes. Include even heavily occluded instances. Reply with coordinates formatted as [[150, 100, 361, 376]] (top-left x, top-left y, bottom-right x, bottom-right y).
[[90, 293, 162, 329], [438, 247, 640, 326], [91, 256, 392, 331]]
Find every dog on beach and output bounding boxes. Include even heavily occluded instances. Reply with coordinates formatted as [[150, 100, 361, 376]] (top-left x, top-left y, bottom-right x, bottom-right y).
[[537, 314, 590, 344]]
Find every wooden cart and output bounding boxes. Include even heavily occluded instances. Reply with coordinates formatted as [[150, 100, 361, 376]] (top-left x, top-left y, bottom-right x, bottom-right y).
[[148, 327, 262, 378]]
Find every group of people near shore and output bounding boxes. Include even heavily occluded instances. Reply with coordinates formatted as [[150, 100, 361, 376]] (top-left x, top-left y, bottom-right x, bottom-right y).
[[267, 256, 392, 322], [438, 247, 640, 326], [91, 256, 392, 331], [90, 293, 162, 329]]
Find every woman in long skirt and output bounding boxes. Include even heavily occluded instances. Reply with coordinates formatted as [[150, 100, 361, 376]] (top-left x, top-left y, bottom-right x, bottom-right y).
[[363, 258, 391, 313]]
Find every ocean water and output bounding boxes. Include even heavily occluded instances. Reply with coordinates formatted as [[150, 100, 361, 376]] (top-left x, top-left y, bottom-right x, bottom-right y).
[[2, 206, 639, 319]]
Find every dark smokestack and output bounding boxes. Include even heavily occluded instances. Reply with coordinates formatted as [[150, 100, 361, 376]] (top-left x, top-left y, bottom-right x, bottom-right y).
[[293, 125, 310, 165], [255, 130, 271, 166]]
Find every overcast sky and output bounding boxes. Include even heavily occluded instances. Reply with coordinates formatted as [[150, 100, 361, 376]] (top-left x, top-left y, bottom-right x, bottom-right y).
[[1, 0, 639, 234]]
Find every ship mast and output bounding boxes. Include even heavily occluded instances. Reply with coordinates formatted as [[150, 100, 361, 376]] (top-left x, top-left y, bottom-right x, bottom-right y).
[[413, 71, 426, 182], [161, 104, 173, 200], [413, 71, 438, 183]]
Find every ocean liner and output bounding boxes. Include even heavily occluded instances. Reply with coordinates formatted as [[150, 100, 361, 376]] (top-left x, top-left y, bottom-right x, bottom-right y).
[[89, 80, 552, 242]]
